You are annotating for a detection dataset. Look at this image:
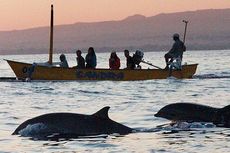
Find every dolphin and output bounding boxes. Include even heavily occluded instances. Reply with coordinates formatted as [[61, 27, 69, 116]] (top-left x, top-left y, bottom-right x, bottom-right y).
[[12, 106, 133, 140], [154, 103, 230, 127]]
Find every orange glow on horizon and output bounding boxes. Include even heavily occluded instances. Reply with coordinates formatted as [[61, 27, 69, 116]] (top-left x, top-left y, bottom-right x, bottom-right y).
[[0, 0, 230, 31]]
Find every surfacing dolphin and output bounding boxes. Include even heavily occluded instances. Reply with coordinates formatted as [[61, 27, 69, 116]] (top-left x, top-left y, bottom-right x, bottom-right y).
[[13, 106, 133, 140], [154, 103, 230, 128]]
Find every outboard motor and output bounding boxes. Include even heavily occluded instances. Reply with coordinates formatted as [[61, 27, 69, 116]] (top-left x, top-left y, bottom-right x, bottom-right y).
[[133, 50, 144, 66]]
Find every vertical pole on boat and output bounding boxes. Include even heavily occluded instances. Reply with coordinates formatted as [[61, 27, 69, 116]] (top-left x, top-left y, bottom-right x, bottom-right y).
[[48, 4, 54, 65], [182, 20, 188, 44]]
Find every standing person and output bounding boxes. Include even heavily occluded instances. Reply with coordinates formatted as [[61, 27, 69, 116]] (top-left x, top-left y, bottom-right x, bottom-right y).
[[164, 33, 186, 69], [59, 54, 69, 68], [109, 52, 120, 69], [85, 47, 97, 68], [124, 50, 135, 69], [76, 50, 85, 69]]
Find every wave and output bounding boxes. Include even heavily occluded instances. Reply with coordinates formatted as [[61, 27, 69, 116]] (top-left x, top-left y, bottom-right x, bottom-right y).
[[135, 122, 216, 133], [0, 77, 19, 82], [194, 73, 230, 79]]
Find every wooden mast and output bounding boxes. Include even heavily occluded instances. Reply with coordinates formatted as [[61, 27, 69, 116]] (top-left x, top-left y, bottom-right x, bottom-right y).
[[48, 4, 54, 65]]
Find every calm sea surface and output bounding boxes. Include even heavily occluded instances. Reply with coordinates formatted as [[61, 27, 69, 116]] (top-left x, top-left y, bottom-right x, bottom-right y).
[[0, 50, 230, 153]]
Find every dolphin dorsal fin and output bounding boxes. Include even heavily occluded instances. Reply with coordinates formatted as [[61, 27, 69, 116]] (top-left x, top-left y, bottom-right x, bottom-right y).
[[220, 105, 230, 113], [92, 106, 110, 119]]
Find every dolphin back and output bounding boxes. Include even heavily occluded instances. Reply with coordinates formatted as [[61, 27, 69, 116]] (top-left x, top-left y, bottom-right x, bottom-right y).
[[155, 103, 217, 122], [213, 104, 230, 127], [155, 103, 230, 128], [12, 106, 133, 139], [220, 105, 230, 113]]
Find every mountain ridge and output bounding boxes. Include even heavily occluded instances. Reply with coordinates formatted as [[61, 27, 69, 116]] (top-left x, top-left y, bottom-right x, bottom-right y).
[[0, 8, 230, 55]]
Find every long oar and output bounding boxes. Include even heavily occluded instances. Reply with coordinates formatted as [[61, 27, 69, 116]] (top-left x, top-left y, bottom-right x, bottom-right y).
[[141, 60, 162, 69]]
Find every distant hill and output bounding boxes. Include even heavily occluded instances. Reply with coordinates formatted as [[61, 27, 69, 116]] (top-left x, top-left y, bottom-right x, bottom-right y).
[[0, 8, 230, 55]]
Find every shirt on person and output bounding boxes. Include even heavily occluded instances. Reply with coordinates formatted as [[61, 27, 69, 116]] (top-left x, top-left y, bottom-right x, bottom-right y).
[[126, 56, 135, 69], [86, 54, 97, 68], [60, 60, 69, 68], [168, 39, 185, 58], [76, 56, 85, 69], [109, 57, 120, 69]]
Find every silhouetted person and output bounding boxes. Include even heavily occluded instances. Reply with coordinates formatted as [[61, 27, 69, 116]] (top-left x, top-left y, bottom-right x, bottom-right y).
[[85, 47, 97, 68], [132, 50, 144, 69], [164, 33, 186, 69], [59, 54, 69, 68], [76, 50, 85, 69], [109, 51, 120, 69], [124, 50, 135, 69]]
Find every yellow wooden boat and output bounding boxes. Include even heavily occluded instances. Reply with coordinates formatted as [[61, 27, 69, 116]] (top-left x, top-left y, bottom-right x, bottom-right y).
[[5, 5, 198, 81], [6, 59, 197, 81]]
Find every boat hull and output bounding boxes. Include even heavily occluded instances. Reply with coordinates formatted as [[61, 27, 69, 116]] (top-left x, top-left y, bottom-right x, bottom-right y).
[[6, 60, 198, 81]]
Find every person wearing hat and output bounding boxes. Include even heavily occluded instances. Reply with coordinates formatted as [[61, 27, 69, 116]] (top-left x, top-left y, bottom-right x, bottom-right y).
[[164, 33, 186, 69]]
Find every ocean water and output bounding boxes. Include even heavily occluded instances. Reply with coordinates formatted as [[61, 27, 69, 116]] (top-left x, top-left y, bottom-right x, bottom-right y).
[[0, 50, 230, 153]]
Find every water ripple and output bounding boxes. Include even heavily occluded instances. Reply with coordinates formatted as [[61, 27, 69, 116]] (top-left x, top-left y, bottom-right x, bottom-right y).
[[1, 51, 230, 152]]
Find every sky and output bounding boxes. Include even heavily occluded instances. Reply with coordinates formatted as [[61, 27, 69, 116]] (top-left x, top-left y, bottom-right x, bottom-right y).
[[0, 0, 230, 31]]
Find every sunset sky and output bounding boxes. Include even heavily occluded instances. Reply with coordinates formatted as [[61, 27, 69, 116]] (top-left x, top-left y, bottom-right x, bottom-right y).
[[1, 0, 230, 31]]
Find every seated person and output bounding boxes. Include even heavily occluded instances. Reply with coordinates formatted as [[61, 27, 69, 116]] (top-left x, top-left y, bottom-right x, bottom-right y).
[[59, 54, 69, 68], [124, 50, 135, 69], [132, 50, 144, 69], [109, 52, 120, 69], [85, 47, 97, 69], [76, 50, 85, 69], [164, 33, 186, 69]]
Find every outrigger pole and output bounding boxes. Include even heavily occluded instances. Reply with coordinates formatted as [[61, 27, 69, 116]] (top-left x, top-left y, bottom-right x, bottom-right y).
[[182, 20, 188, 44], [48, 4, 54, 65]]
